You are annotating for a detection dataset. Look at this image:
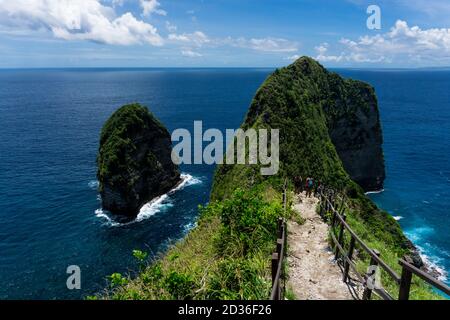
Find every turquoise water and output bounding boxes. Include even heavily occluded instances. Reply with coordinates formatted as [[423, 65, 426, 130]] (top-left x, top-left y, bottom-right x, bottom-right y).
[[338, 70, 450, 284], [0, 68, 448, 299]]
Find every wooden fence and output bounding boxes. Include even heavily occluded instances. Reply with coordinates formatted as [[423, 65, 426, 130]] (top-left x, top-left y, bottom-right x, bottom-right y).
[[319, 189, 450, 300], [270, 183, 288, 300]]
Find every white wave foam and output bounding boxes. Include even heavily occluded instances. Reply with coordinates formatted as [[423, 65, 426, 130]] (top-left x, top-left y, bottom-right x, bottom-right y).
[[95, 173, 202, 227], [135, 194, 173, 222], [183, 221, 198, 234], [416, 245, 448, 282], [405, 226, 448, 283], [365, 189, 385, 195], [88, 180, 99, 190], [393, 216, 403, 221], [173, 174, 203, 191], [95, 208, 121, 227]]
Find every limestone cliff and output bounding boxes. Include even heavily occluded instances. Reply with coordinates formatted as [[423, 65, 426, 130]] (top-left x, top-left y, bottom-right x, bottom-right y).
[[323, 75, 385, 192], [97, 103, 180, 217]]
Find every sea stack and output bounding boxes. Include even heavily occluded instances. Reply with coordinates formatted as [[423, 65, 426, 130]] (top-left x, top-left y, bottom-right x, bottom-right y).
[[213, 56, 386, 199], [97, 103, 181, 217]]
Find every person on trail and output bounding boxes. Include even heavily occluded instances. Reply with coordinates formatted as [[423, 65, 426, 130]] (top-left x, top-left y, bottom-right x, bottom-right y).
[[306, 177, 314, 198], [294, 176, 303, 193], [314, 180, 322, 197]]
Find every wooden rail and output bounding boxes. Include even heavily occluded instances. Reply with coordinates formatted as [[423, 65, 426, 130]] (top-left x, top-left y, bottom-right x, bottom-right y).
[[270, 181, 288, 300], [319, 190, 450, 300], [270, 217, 286, 300]]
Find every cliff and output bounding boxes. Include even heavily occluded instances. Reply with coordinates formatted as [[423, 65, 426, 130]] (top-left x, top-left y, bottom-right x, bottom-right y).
[[324, 76, 385, 191], [212, 56, 406, 252], [97, 103, 180, 217]]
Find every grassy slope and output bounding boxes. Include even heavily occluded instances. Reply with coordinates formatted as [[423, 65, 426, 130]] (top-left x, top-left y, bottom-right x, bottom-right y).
[[104, 57, 441, 300]]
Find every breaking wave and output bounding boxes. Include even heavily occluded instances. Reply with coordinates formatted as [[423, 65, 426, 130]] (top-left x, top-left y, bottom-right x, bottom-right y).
[[405, 226, 448, 283], [365, 189, 385, 195], [95, 173, 202, 227]]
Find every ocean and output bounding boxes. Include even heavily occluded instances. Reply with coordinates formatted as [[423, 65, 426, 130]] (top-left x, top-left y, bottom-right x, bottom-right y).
[[0, 68, 448, 299]]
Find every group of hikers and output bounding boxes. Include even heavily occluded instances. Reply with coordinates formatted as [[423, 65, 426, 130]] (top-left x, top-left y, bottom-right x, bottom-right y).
[[294, 176, 322, 198]]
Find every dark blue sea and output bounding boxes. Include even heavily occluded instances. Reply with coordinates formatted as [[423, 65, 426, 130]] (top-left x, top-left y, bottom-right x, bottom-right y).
[[0, 68, 448, 299]]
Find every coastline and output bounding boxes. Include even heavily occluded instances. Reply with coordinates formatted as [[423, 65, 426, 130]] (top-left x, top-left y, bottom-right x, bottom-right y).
[[366, 189, 447, 283]]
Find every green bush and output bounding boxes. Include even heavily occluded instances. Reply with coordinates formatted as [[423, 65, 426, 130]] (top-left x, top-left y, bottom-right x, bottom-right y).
[[108, 273, 128, 287], [164, 271, 195, 300], [207, 257, 269, 300], [204, 188, 283, 256]]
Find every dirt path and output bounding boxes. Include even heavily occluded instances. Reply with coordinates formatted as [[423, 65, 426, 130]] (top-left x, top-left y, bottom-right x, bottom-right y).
[[287, 192, 356, 300]]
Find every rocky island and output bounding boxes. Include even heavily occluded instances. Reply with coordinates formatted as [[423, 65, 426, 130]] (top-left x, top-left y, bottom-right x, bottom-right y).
[[97, 103, 181, 217]]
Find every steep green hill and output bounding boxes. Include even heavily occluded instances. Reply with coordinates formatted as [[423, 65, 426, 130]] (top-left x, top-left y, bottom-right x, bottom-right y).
[[212, 57, 406, 251]]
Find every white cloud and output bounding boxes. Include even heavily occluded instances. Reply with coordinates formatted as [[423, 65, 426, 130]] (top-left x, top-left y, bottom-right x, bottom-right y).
[[181, 49, 202, 58], [316, 20, 450, 65], [315, 43, 345, 62], [165, 21, 177, 32], [140, 0, 166, 17], [224, 37, 298, 53], [285, 54, 301, 61], [0, 0, 163, 46], [168, 31, 210, 47], [168, 32, 298, 55]]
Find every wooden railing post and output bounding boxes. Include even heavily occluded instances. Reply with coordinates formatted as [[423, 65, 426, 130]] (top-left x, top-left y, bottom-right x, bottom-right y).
[[277, 238, 283, 256], [334, 214, 347, 260], [399, 256, 413, 300], [363, 249, 380, 300], [271, 252, 279, 299], [277, 218, 283, 239], [331, 208, 337, 228], [343, 236, 356, 283]]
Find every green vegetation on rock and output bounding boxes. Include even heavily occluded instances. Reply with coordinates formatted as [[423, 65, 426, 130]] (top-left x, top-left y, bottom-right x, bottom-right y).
[[97, 103, 180, 216]]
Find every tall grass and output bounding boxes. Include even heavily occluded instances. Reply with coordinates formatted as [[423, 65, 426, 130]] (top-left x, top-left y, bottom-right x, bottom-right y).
[[100, 187, 286, 300]]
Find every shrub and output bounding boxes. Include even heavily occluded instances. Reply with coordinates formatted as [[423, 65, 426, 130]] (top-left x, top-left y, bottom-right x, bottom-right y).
[[164, 271, 195, 300], [109, 273, 128, 287], [203, 188, 283, 257]]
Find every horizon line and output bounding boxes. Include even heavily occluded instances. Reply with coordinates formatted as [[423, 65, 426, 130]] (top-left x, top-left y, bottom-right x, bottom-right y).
[[1, 66, 450, 71]]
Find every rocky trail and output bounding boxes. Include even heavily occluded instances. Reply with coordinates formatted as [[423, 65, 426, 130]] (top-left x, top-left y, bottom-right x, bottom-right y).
[[286, 192, 359, 300]]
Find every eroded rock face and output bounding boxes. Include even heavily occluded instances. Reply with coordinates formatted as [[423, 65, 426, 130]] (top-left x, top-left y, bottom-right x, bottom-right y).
[[97, 104, 180, 217], [325, 79, 386, 192]]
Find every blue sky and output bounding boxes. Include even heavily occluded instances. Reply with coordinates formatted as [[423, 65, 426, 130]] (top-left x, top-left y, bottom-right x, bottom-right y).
[[0, 0, 450, 68]]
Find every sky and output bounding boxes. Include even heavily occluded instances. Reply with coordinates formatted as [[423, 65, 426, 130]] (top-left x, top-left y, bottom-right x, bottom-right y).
[[0, 0, 450, 68]]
